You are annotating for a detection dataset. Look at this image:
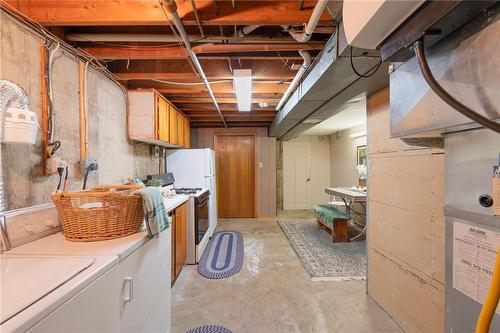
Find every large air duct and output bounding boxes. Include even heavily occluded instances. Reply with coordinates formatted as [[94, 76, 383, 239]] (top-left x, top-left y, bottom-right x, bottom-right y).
[[161, 0, 227, 127]]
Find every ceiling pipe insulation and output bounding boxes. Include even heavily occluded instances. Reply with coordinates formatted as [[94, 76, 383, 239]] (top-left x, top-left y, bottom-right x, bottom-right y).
[[160, 0, 227, 127], [276, 0, 328, 111]]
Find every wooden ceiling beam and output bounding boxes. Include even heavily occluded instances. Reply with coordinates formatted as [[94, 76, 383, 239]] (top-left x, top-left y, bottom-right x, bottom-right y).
[[171, 97, 280, 104], [108, 59, 298, 80], [177, 104, 276, 112], [5, 1, 331, 26], [81, 43, 322, 60], [128, 81, 289, 95]]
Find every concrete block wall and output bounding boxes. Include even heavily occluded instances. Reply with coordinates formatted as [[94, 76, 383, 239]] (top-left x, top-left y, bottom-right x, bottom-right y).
[[0, 13, 158, 209]]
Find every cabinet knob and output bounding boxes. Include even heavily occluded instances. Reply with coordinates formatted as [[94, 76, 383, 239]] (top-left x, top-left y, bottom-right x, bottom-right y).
[[123, 277, 134, 303]]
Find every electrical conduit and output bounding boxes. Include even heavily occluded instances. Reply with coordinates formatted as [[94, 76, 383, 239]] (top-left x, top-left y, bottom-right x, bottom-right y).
[[160, 0, 227, 127]]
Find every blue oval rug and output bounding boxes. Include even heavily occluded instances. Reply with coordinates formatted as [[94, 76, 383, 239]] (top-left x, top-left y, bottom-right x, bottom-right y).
[[186, 325, 232, 333], [198, 231, 244, 279]]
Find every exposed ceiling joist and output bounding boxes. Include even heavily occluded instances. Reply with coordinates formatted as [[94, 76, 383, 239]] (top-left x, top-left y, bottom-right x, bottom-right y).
[[168, 97, 281, 104], [127, 82, 289, 94], [109, 59, 298, 80], [81, 43, 323, 60], [5, 0, 331, 26]]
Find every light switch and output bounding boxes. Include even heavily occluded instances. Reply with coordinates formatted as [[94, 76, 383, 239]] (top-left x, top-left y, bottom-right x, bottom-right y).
[[259, 162, 263, 168]]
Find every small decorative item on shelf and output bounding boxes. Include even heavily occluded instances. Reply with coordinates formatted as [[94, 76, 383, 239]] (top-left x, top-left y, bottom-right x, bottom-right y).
[[145, 179, 163, 187], [51, 184, 144, 242]]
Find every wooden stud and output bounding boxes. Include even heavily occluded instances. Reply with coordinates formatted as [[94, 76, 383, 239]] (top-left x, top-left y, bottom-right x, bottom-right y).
[[40, 43, 49, 175]]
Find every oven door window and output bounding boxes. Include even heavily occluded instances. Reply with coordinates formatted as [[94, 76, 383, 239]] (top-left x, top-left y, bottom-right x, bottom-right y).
[[196, 198, 209, 245]]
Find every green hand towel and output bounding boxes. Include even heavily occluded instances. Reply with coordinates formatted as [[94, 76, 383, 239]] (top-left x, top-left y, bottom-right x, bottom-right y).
[[135, 187, 169, 238]]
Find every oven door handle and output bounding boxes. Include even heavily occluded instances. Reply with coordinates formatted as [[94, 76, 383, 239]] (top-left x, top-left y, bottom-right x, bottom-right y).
[[197, 196, 209, 206]]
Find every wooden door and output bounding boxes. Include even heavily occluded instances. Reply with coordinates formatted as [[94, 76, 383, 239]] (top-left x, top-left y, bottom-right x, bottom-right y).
[[215, 135, 256, 217], [174, 203, 186, 277], [283, 141, 311, 209]]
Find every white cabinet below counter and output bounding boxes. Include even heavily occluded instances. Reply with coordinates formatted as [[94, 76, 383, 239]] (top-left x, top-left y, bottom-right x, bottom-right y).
[[25, 228, 172, 333]]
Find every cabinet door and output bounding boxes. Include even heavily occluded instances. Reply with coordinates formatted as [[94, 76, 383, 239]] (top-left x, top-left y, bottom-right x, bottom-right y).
[[169, 105, 178, 145], [175, 203, 187, 277], [27, 266, 120, 333], [157, 95, 169, 142], [184, 117, 190, 148], [177, 113, 185, 147], [119, 229, 171, 333], [171, 212, 176, 283]]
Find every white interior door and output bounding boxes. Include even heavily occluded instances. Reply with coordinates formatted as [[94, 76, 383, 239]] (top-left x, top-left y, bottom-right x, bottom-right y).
[[283, 141, 311, 210]]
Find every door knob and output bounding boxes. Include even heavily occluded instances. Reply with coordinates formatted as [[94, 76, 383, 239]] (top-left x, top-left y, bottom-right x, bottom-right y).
[[306, 178, 311, 182]]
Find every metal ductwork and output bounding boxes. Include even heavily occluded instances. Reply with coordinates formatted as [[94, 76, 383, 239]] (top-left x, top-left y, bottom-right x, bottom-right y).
[[270, 21, 389, 139], [160, 0, 227, 127]]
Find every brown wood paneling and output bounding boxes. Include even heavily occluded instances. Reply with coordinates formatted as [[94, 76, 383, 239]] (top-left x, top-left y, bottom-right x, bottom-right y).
[[215, 135, 256, 218]]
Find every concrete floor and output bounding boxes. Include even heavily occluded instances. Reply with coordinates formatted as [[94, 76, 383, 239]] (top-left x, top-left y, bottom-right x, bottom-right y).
[[171, 219, 401, 333]]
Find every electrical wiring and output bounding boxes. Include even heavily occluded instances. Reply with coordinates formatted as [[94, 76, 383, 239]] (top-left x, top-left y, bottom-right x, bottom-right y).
[[158, 0, 200, 79], [349, 46, 382, 78]]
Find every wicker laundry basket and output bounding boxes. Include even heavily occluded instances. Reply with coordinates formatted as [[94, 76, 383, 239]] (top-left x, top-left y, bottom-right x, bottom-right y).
[[51, 184, 144, 242]]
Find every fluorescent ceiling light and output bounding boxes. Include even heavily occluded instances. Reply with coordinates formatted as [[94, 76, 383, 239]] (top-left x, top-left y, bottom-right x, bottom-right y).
[[350, 130, 367, 138], [302, 118, 323, 124], [233, 69, 252, 112]]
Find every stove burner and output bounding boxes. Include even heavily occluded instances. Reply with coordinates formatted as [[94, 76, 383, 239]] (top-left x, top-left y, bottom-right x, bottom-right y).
[[173, 187, 203, 195]]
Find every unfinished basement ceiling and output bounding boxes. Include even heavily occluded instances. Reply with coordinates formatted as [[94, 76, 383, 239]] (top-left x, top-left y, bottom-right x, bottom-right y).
[[4, 0, 339, 128]]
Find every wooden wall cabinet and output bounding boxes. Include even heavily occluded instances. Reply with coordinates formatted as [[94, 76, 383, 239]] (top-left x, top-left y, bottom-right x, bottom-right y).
[[171, 202, 187, 284], [128, 89, 190, 148]]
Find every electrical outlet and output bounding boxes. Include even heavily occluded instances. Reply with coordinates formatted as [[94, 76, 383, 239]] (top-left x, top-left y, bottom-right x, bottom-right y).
[[151, 146, 160, 160], [46, 156, 62, 175], [80, 158, 98, 176]]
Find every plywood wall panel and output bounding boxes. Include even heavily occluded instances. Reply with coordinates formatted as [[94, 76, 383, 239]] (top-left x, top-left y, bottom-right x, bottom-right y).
[[369, 201, 445, 284], [368, 248, 445, 333], [369, 153, 445, 216], [367, 87, 445, 333]]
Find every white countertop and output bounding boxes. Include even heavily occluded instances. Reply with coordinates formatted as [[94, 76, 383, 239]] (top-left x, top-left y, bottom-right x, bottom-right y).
[[7, 194, 188, 260], [0, 194, 188, 333]]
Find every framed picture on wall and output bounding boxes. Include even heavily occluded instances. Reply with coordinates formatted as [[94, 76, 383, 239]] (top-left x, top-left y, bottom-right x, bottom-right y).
[[357, 145, 367, 165]]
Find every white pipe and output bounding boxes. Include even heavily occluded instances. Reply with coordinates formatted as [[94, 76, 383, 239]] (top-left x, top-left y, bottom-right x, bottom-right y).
[[288, 0, 328, 43], [275, 50, 311, 111], [236, 25, 261, 38], [276, 0, 328, 111], [66, 33, 204, 43], [162, 0, 227, 127]]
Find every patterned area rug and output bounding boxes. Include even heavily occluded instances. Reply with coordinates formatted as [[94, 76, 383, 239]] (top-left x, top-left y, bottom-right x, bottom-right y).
[[186, 325, 232, 333], [198, 231, 244, 279], [278, 219, 367, 281]]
